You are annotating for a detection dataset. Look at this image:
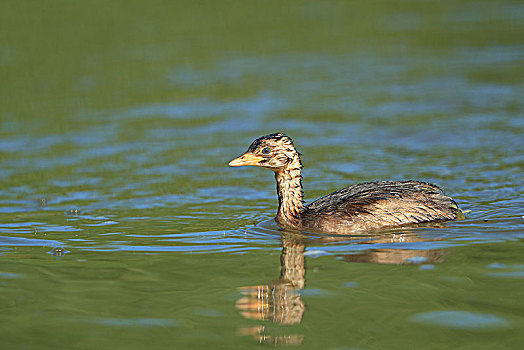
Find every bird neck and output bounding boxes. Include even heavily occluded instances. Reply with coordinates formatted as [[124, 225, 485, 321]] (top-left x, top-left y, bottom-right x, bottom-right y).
[[274, 154, 304, 227]]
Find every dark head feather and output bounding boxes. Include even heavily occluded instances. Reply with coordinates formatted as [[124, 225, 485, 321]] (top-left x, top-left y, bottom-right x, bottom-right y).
[[248, 132, 288, 152]]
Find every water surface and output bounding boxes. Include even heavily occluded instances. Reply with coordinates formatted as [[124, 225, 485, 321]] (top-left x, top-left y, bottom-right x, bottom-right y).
[[1, 0, 523, 349]]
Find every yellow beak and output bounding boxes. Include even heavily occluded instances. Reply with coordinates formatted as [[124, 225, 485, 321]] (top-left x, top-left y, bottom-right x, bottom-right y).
[[228, 153, 264, 167]]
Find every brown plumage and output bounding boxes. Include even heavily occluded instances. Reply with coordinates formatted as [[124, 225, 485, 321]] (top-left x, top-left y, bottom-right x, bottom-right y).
[[229, 133, 461, 234]]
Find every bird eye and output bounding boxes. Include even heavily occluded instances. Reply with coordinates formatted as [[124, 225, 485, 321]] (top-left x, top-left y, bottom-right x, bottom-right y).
[[261, 147, 271, 155]]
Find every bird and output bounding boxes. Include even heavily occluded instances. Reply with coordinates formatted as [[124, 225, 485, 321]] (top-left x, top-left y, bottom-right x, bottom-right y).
[[228, 133, 462, 234]]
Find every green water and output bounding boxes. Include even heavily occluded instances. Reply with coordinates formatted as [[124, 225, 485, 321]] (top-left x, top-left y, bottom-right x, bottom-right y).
[[1, 0, 524, 349]]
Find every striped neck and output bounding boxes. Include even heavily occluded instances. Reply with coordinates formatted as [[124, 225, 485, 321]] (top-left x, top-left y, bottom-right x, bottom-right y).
[[274, 153, 304, 227]]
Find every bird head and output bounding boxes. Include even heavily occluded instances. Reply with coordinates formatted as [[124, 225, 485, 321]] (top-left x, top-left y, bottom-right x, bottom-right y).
[[228, 133, 300, 171]]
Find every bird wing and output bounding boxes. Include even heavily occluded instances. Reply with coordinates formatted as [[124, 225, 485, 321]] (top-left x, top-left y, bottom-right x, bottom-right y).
[[305, 181, 459, 230]]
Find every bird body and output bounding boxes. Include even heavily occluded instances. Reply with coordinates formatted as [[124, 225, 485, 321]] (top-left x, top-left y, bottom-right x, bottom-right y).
[[229, 133, 461, 234], [301, 180, 460, 233]]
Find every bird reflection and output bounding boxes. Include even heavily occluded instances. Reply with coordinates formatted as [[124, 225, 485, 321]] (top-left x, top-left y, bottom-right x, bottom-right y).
[[236, 233, 306, 345], [340, 233, 446, 264], [236, 230, 445, 345], [237, 234, 306, 325]]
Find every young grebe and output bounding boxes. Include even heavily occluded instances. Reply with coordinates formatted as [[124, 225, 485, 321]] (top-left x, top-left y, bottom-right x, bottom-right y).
[[229, 133, 461, 234]]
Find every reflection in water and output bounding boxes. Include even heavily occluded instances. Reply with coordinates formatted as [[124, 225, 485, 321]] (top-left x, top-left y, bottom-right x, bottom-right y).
[[341, 233, 445, 264], [237, 231, 445, 345], [237, 234, 306, 324], [341, 247, 444, 264], [237, 326, 305, 346], [237, 233, 306, 345]]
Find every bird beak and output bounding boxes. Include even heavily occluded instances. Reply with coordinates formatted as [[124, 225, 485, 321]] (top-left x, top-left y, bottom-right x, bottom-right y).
[[228, 152, 264, 167]]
